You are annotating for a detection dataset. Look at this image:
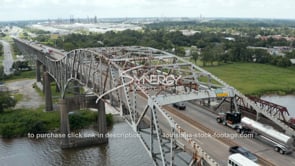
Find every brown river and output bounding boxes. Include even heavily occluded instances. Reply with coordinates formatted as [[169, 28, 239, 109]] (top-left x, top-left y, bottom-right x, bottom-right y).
[[261, 95, 295, 117], [0, 122, 153, 166], [0, 95, 294, 166]]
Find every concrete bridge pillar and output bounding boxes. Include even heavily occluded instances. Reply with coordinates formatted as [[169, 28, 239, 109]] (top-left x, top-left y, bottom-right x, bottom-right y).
[[97, 99, 108, 142], [44, 72, 53, 111], [55, 84, 60, 92], [110, 94, 119, 107], [59, 98, 70, 148], [42, 65, 47, 93], [36, 60, 41, 82], [73, 81, 80, 94], [256, 112, 261, 121]]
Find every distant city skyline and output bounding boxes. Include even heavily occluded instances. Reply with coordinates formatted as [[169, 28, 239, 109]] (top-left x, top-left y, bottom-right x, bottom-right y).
[[1, 0, 295, 22]]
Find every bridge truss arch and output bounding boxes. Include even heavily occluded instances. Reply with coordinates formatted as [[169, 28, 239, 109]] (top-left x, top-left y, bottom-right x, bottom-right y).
[[13, 38, 295, 166]]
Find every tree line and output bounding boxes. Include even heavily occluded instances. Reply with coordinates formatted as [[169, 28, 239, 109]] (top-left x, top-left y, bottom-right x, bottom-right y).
[[30, 23, 295, 67], [0, 43, 3, 57]]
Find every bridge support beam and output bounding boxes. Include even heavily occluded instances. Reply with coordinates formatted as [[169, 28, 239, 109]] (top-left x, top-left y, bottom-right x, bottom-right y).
[[60, 98, 70, 148], [72, 80, 80, 94], [256, 112, 261, 121], [44, 72, 53, 111], [59, 96, 108, 149], [97, 99, 108, 142], [55, 84, 60, 92], [36, 60, 41, 82], [42, 65, 47, 93]]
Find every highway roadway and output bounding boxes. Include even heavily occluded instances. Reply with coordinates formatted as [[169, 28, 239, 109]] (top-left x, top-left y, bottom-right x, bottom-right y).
[[1, 40, 14, 75], [170, 101, 295, 166], [134, 94, 295, 166], [134, 94, 231, 165]]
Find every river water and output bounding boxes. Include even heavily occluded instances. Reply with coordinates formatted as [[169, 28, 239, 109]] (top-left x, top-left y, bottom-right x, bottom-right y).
[[1, 95, 294, 166], [261, 95, 295, 118], [0, 122, 153, 166]]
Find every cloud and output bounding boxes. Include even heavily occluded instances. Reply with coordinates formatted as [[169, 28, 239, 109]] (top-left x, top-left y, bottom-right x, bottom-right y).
[[0, 0, 294, 21]]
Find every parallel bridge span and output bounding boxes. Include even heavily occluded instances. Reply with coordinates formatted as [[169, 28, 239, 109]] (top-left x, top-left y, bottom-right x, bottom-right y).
[[13, 37, 294, 166]]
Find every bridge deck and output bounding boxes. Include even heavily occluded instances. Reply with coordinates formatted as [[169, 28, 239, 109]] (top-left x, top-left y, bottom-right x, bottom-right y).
[[13, 37, 294, 166]]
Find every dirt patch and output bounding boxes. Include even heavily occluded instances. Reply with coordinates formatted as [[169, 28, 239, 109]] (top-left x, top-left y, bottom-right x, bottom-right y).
[[6, 79, 44, 109]]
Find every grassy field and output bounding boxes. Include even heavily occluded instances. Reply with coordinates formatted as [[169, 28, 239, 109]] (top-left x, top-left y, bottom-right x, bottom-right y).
[[0, 107, 59, 138], [1, 69, 113, 138], [4, 70, 35, 81], [0, 107, 113, 138], [203, 63, 295, 96]]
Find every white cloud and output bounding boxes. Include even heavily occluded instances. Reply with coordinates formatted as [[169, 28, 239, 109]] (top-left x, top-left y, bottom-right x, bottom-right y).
[[0, 0, 295, 21]]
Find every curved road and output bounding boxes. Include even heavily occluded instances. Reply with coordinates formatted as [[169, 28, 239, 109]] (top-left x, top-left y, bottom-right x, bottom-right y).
[[1, 40, 14, 75], [6, 79, 44, 109]]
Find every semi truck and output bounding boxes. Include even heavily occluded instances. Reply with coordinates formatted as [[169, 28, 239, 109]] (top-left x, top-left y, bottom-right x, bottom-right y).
[[216, 112, 241, 130], [217, 113, 294, 154], [238, 117, 294, 155]]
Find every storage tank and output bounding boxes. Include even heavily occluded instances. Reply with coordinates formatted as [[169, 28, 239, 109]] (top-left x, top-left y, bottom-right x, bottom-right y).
[[241, 117, 294, 146]]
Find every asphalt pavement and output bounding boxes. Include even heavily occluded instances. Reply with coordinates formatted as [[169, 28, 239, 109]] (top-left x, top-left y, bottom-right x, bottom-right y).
[[6, 79, 44, 109], [1, 40, 14, 75]]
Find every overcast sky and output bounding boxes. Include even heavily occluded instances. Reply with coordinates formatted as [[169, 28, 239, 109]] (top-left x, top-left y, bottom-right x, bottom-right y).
[[1, 0, 295, 21]]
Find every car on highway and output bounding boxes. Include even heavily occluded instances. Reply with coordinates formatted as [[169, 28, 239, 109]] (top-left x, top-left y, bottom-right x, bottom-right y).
[[229, 146, 258, 162], [173, 102, 186, 110]]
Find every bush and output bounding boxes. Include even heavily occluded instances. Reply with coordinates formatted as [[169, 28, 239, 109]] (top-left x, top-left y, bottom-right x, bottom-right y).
[[4, 70, 35, 81], [69, 110, 97, 130], [0, 92, 17, 112], [28, 120, 48, 134], [0, 108, 112, 138], [0, 109, 59, 138], [69, 113, 83, 129], [0, 123, 16, 138], [106, 113, 113, 126]]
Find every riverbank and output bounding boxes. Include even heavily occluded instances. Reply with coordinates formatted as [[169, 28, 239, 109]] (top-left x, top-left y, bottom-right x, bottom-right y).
[[203, 63, 295, 96], [0, 108, 113, 138], [0, 122, 152, 166], [1, 74, 114, 138]]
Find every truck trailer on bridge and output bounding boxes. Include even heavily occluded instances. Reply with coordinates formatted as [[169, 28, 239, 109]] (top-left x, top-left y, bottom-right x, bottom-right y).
[[217, 113, 294, 154], [239, 117, 294, 155]]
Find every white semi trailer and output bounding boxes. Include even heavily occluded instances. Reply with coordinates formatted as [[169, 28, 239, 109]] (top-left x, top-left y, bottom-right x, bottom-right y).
[[239, 117, 294, 155]]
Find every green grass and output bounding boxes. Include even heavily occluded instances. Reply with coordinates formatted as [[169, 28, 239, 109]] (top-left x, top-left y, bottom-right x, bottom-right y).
[[4, 70, 36, 81], [32, 81, 60, 101], [0, 108, 112, 138], [50, 83, 62, 101], [13, 93, 23, 102], [32, 82, 44, 98], [203, 63, 295, 96], [0, 107, 59, 138], [0, 55, 3, 64], [1, 35, 13, 42], [68, 110, 97, 130]]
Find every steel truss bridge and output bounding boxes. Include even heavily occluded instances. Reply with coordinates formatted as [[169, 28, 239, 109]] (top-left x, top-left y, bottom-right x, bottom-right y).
[[13, 38, 295, 166]]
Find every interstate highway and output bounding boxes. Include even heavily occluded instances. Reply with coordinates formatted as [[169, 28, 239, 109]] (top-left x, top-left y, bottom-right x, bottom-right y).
[[135, 93, 295, 165], [171, 101, 295, 166]]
